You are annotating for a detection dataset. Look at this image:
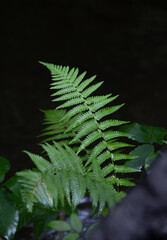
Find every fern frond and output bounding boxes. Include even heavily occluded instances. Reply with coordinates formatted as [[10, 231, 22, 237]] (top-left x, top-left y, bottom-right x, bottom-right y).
[[17, 143, 119, 212], [40, 62, 137, 194]]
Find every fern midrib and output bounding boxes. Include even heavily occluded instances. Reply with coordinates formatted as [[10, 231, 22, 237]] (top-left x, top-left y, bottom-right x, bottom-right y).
[[53, 69, 118, 181]]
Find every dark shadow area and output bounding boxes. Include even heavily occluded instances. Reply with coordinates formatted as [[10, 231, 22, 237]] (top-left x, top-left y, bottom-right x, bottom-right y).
[[1, 0, 167, 174]]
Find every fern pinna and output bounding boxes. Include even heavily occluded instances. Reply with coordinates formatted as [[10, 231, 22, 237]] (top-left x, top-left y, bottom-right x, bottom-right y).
[[17, 62, 138, 213]]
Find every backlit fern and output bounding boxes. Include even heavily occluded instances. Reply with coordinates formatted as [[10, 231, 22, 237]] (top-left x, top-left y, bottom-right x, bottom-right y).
[[40, 62, 137, 179], [17, 62, 139, 213]]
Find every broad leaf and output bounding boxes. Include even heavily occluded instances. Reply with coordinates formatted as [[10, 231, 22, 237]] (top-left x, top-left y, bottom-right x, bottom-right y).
[[5, 176, 31, 231], [0, 188, 19, 240], [33, 206, 57, 240], [70, 213, 83, 233], [5, 176, 23, 204], [126, 144, 155, 169], [120, 123, 167, 144]]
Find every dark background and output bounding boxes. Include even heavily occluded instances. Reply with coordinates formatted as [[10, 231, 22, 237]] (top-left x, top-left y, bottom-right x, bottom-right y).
[[1, 0, 167, 175]]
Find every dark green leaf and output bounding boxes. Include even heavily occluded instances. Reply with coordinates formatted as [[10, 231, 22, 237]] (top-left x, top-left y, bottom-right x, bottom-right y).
[[5, 176, 23, 204], [0, 156, 10, 183], [120, 123, 167, 144], [17, 207, 32, 231], [0, 188, 19, 240], [33, 206, 57, 240], [70, 213, 83, 233], [48, 220, 71, 232], [5, 176, 32, 230], [126, 144, 155, 169]]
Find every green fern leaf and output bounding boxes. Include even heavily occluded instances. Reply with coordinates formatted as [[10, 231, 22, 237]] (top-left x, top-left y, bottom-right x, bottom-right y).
[[77, 76, 96, 92], [51, 87, 76, 96], [51, 82, 71, 89], [112, 153, 136, 161], [77, 130, 102, 153], [101, 164, 115, 177], [103, 130, 131, 141], [114, 165, 140, 173], [99, 120, 130, 130], [86, 94, 112, 104], [89, 141, 108, 160], [73, 71, 87, 87], [71, 119, 98, 143], [53, 92, 81, 102], [95, 104, 124, 120], [111, 178, 135, 187], [81, 82, 103, 98], [108, 142, 134, 151], [65, 111, 94, 131], [24, 151, 52, 173], [64, 104, 88, 118], [96, 151, 111, 165], [56, 98, 84, 108], [89, 95, 119, 112]]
